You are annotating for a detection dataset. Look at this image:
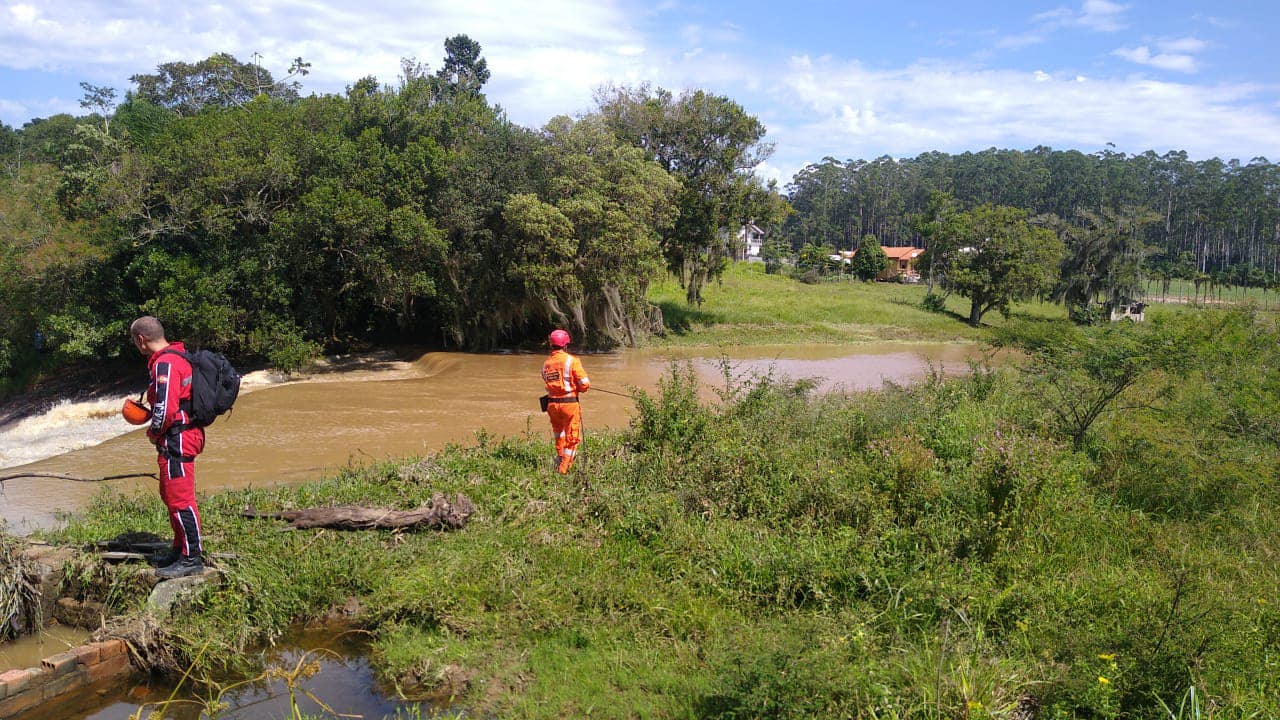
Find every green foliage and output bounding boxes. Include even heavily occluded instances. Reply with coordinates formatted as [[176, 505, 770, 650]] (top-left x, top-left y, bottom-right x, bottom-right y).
[[595, 84, 779, 305], [994, 316, 1195, 448], [1052, 207, 1159, 324], [760, 237, 790, 274], [5, 41, 798, 387], [129, 52, 308, 116], [943, 204, 1065, 325], [849, 233, 889, 280]]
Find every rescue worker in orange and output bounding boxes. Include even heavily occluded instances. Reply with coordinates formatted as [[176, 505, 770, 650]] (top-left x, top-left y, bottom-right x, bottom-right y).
[[541, 329, 590, 474]]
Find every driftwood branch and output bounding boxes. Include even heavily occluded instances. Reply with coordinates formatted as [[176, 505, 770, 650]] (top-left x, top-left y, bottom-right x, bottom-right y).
[[0, 472, 157, 484], [241, 492, 474, 531]]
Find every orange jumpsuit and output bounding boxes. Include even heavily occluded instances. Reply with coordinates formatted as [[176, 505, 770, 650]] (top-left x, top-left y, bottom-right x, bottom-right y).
[[541, 349, 590, 473]]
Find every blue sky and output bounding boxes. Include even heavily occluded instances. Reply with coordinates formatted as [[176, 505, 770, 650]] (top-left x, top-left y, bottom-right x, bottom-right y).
[[1, 0, 1277, 184]]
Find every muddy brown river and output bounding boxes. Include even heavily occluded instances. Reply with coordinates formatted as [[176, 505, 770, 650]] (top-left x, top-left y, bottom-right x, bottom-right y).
[[0, 343, 982, 531]]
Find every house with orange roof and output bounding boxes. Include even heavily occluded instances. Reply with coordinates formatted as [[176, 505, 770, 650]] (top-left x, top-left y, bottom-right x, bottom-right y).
[[880, 246, 925, 281]]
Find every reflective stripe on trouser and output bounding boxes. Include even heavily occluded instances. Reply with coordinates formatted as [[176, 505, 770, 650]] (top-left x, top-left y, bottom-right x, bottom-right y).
[[547, 402, 583, 474], [157, 452, 202, 557]]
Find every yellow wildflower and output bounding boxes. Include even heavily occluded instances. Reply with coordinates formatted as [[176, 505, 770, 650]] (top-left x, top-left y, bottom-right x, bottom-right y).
[[1097, 653, 1115, 661], [1098, 676, 1111, 685]]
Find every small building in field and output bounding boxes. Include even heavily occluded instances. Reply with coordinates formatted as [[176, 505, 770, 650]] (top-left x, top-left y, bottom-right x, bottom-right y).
[[1110, 302, 1147, 322], [880, 246, 925, 281]]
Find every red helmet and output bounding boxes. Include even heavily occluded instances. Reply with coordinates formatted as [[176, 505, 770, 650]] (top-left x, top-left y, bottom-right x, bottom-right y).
[[122, 398, 151, 425], [549, 329, 571, 348]]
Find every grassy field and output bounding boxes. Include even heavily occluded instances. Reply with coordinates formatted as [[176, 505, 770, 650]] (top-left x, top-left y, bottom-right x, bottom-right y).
[[1142, 278, 1280, 308], [645, 262, 1068, 347], [645, 262, 1269, 348]]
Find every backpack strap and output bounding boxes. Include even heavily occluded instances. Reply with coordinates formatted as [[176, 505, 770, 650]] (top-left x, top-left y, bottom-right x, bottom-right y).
[[155, 347, 195, 426]]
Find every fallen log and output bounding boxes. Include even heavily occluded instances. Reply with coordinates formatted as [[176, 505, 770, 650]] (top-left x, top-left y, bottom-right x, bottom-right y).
[[241, 492, 474, 531], [0, 471, 157, 484]]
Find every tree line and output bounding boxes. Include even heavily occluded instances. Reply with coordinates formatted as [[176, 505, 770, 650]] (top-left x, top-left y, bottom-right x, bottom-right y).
[[781, 148, 1280, 319], [0, 38, 783, 382]]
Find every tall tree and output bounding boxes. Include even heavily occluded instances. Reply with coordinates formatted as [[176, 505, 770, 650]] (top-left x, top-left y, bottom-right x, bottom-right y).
[[943, 204, 1064, 326], [129, 53, 310, 116], [595, 84, 777, 304], [1052, 206, 1158, 323], [435, 34, 491, 97]]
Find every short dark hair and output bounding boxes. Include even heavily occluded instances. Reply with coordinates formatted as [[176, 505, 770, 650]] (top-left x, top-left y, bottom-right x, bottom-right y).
[[130, 316, 166, 340]]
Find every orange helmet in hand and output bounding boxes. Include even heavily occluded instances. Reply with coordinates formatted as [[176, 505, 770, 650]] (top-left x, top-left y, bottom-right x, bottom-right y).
[[122, 398, 151, 425]]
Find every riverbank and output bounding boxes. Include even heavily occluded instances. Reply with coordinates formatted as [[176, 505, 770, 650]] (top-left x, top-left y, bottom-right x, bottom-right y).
[[0, 262, 1040, 422], [29, 307, 1280, 719]]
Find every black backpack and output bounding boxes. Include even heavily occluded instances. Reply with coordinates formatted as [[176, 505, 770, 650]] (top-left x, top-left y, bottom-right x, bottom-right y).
[[159, 348, 241, 427]]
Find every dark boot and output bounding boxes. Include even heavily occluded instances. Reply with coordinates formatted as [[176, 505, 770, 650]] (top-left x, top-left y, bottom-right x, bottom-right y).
[[156, 554, 204, 579], [149, 548, 180, 567]]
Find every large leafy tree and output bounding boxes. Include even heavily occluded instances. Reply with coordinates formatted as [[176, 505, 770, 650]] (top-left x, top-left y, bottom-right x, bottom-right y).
[[942, 204, 1064, 326], [129, 53, 311, 116], [595, 85, 781, 304], [504, 115, 678, 346]]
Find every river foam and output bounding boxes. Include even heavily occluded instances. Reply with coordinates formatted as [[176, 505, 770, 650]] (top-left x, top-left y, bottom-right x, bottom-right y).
[[0, 397, 138, 470], [0, 351, 427, 472]]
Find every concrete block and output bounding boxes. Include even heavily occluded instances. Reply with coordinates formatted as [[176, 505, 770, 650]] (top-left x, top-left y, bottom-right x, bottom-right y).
[[97, 639, 128, 660], [0, 668, 29, 700], [54, 597, 105, 628], [70, 643, 102, 665], [0, 668, 39, 698], [40, 650, 79, 677]]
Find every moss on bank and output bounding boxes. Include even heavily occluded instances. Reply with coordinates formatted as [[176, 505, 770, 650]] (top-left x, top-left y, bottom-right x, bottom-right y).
[[37, 308, 1280, 719]]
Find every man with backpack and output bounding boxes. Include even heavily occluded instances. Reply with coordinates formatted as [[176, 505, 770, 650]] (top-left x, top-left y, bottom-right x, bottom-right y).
[[130, 315, 208, 579]]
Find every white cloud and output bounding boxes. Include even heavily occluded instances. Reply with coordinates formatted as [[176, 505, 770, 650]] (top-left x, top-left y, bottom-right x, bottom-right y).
[[0, 0, 638, 92], [770, 54, 1280, 180], [1034, 0, 1128, 33], [1112, 37, 1206, 73], [1158, 37, 1207, 54], [1078, 0, 1128, 32], [995, 32, 1046, 50], [1, 0, 1275, 186]]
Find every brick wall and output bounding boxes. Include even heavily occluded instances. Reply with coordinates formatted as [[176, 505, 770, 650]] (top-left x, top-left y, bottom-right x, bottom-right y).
[[0, 639, 131, 718]]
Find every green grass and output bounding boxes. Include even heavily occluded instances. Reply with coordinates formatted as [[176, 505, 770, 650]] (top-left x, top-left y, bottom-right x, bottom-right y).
[[1143, 278, 1280, 307], [33, 308, 1280, 719], [646, 262, 1066, 346]]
